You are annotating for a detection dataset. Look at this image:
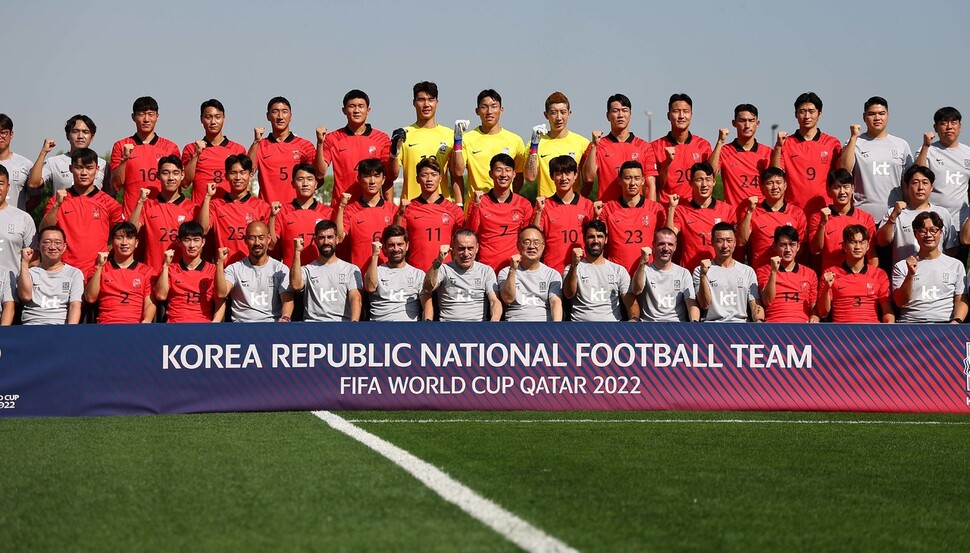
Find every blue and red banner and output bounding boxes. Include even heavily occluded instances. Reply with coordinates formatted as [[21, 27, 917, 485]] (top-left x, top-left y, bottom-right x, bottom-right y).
[[1, 322, 969, 417]]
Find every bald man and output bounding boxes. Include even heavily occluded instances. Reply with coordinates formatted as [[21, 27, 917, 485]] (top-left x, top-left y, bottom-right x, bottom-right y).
[[215, 221, 294, 322]]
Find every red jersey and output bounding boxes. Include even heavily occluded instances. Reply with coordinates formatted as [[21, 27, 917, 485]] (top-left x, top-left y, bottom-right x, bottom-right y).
[[583, 133, 658, 202], [138, 196, 198, 272], [599, 196, 667, 275], [673, 199, 738, 272], [274, 199, 334, 266], [45, 187, 124, 280], [744, 201, 807, 268], [537, 194, 595, 273], [806, 205, 876, 272], [718, 139, 772, 206], [110, 134, 180, 216], [340, 198, 397, 272], [181, 137, 247, 205], [323, 125, 392, 207], [401, 196, 465, 272], [467, 192, 534, 272], [652, 132, 712, 204], [824, 262, 889, 323], [164, 260, 217, 323], [208, 193, 271, 265], [779, 130, 843, 214], [96, 260, 157, 324], [756, 263, 818, 322], [253, 133, 316, 204]]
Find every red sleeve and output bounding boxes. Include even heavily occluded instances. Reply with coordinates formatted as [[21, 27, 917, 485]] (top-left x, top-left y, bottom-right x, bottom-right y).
[[109, 140, 125, 171], [876, 272, 890, 301], [640, 141, 659, 178], [520, 199, 535, 231], [723, 202, 738, 224], [807, 212, 821, 241], [321, 134, 336, 166], [672, 205, 685, 231], [260, 201, 272, 224], [300, 139, 316, 164], [700, 139, 713, 160], [165, 140, 179, 157], [467, 201, 482, 232], [181, 143, 195, 167], [756, 265, 772, 288], [109, 198, 123, 224], [796, 211, 808, 241], [274, 209, 285, 237], [807, 270, 819, 305]]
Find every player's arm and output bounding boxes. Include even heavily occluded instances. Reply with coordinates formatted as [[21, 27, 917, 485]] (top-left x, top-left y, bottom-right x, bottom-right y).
[[695, 260, 713, 310], [581, 134, 600, 196], [548, 294, 563, 322], [686, 296, 700, 322], [631, 247, 651, 296], [83, 252, 108, 304], [736, 197, 758, 247], [40, 190, 67, 230], [335, 193, 350, 242], [212, 296, 226, 323], [17, 249, 34, 303], [623, 292, 640, 322], [708, 128, 730, 173], [247, 127, 264, 165], [500, 257, 519, 305], [748, 299, 764, 322], [450, 167, 464, 206], [348, 288, 362, 322], [487, 290, 502, 322], [154, 251, 174, 301], [666, 195, 680, 233], [141, 286, 157, 323], [892, 257, 917, 306], [761, 258, 779, 307], [877, 202, 905, 246], [959, 213, 970, 245], [364, 242, 381, 293], [466, 192, 483, 232], [289, 238, 305, 292], [214, 247, 231, 299], [420, 292, 433, 321], [184, 141, 205, 187], [129, 188, 151, 231], [450, 121, 466, 178], [562, 249, 582, 300], [66, 300, 82, 324], [28, 139, 56, 189], [809, 210, 830, 254], [423, 245, 450, 294], [268, 202, 283, 250], [0, 300, 14, 326], [278, 290, 294, 322], [770, 132, 787, 168], [816, 272, 833, 318], [915, 132, 933, 168], [197, 182, 216, 233], [110, 143, 134, 190], [524, 128, 543, 183], [840, 125, 861, 172], [879, 298, 895, 323], [313, 126, 330, 177], [950, 293, 968, 324], [394, 199, 409, 228]]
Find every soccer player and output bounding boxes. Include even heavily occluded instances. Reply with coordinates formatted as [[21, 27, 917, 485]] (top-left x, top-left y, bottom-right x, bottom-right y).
[[365, 225, 430, 322], [807, 168, 876, 271], [28, 114, 109, 195], [892, 211, 967, 324], [130, 156, 199, 272], [316, 89, 394, 207], [534, 155, 595, 273], [563, 220, 636, 322], [335, 158, 398, 272], [497, 226, 563, 321], [198, 155, 272, 266], [467, 153, 534, 272], [393, 82, 458, 202], [290, 220, 362, 322], [771, 92, 842, 215], [581, 93, 658, 202], [423, 229, 501, 322], [19, 226, 83, 325], [817, 225, 894, 323], [155, 221, 224, 323], [631, 228, 697, 322], [451, 89, 527, 202], [248, 96, 316, 204], [708, 104, 772, 207], [876, 165, 955, 266], [737, 167, 807, 269], [666, 162, 737, 272], [270, 163, 333, 267], [397, 157, 465, 272], [41, 148, 124, 280], [109, 97, 180, 216], [915, 106, 970, 230], [0, 164, 37, 284], [597, 161, 666, 275], [840, 97, 913, 220], [524, 91, 591, 199], [84, 222, 157, 324], [756, 226, 818, 323], [694, 222, 763, 323], [215, 222, 293, 323], [182, 99, 247, 205], [652, 93, 712, 205], [0, 114, 35, 211]]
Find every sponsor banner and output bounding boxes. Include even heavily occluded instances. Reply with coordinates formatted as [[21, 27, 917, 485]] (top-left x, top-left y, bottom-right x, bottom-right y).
[[1, 322, 969, 417]]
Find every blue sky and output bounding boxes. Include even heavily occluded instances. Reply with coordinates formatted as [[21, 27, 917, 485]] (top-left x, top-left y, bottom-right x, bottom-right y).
[[4, 0, 968, 159]]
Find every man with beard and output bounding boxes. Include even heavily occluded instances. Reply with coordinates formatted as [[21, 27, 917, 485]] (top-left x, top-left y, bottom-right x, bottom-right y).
[[892, 211, 967, 324], [563, 219, 635, 322], [84, 222, 157, 324], [366, 225, 429, 321], [290, 220, 362, 322], [756, 226, 818, 323], [467, 153, 534, 272], [155, 221, 224, 323], [666, 161, 737, 272], [216, 221, 293, 323], [28, 114, 109, 195], [708, 104, 772, 207], [423, 229, 501, 321], [18, 225, 83, 325], [817, 225, 894, 323], [497, 226, 563, 321], [694, 222, 763, 323], [181, 99, 247, 205], [130, 156, 199, 272], [632, 227, 696, 322]]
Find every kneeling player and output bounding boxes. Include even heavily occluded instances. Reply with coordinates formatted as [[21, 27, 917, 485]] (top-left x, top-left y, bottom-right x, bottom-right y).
[[756, 226, 818, 322], [816, 225, 893, 323]]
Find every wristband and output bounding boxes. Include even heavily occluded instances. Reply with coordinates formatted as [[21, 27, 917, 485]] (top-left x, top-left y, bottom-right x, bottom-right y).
[[951, 317, 963, 324], [530, 144, 539, 155], [278, 315, 291, 322], [453, 138, 462, 150]]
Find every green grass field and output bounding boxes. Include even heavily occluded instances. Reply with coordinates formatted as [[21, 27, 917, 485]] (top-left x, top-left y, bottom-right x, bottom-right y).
[[2, 410, 967, 552]]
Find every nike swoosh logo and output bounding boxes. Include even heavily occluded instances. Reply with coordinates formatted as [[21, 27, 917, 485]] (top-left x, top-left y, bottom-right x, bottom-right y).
[[540, 154, 550, 158], [286, 221, 297, 225], [471, 150, 482, 154], [408, 143, 419, 147], [338, 148, 347, 152], [149, 215, 159, 219]]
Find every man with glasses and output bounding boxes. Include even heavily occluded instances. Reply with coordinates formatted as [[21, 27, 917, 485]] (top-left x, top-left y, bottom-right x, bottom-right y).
[[18, 225, 83, 325], [497, 226, 563, 321], [916, 106, 970, 236], [892, 211, 967, 324]]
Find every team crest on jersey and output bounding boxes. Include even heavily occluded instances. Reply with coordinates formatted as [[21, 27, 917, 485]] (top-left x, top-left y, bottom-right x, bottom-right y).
[[368, 146, 377, 155], [502, 147, 510, 155], [7, 224, 14, 233], [246, 213, 254, 223], [944, 273, 951, 282], [692, 153, 701, 163], [539, 282, 547, 293], [866, 282, 874, 296], [801, 281, 809, 291], [891, 149, 899, 158], [177, 215, 186, 223], [737, 278, 744, 287], [608, 274, 616, 284], [291, 149, 301, 160], [407, 276, 415, 287], [632, 152, 639, 160], [338, 274, 347, 284], [642, 215, 650, 226], [710, 280, 718, 288], [92, 207, 101, 219], [132, 278, 143, 289], [821, 151, 830, 162], [62, 282, 70, 292], [581, 275, 590, 284], [439, 142, 448, 153], [964, 159, 970, 169], [512, 212, 521, 222], [569, 152, 576, 159], [674, 280, 681, 288], [474, 278, 482, 287]]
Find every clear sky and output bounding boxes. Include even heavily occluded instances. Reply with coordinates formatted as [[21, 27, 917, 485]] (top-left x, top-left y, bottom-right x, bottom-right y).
[[4, 0, 969, 160]]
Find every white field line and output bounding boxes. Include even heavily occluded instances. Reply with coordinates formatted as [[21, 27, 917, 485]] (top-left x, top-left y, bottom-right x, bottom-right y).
[[342, 418, 970, 426], [312, 410, 579, 553]]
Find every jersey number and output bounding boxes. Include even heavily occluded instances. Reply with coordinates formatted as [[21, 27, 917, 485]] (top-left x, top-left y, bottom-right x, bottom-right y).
[[624, 230, 643, 244], [138, 168, 158, 182]]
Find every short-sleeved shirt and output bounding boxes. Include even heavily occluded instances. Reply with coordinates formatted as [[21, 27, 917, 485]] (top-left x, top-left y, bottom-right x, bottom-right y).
[[110, 134, 180, 216], [673, 199, 738, 272], [599, 196, 666, 275], [807, 205, 876, 271], [466, 192, 534, 272], [744, 201, 807, 268], [274, 199, 333, 267], [300, 258, 362, 322], [22, 263, 83, 325], [878, 205, 956, 266], [0, 270, 13, 306], [919, 141, 970, 226], [850, 134, 913, 220], [95, 260, 157, 324], [165, 260, 217, 323], [583, 133, 658, 202], [497, 263, 563, 321], [339, 198, 397, 272], [138, 195, 198, 272], [778, 130, 842, 214], [253, 133, 316, 204], [718, 139, 772, 206], [399, 124, 454, 200], [459, 127, 527, 202], [401, 196, 465, 272], [652, 132, 712, 204], [892, 254, 966, 323], [564, 259, 631, 322], [323, 125, 392, 207], [637, 262, 694, 322], [0, 153, 34, 210], [534, 131, 591, 198], [693, 261, 759, 323], [369, 263, 426, 321], [0, 204, 37, 279], [41, 154, 108, 192], [537, 193, 595, 273], [435, 261, 497, 321], [181, 137, 247, 204], [756, 263, 818, 323], [44, 187, 124, 280], [225, 257, 291, 322], [823, 262, 890, 323], [208, 192, 272, 265]]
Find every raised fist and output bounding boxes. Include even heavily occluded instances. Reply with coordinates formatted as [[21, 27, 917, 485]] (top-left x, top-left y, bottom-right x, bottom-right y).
[[822, 271, 835, 286], [139, 187, 151, 202], [775, 131, 788, 147], [535, 196, 546, 211], [316, 126, 328, 143], [41, 138, 56, 154], [271, 201, 282, 216], [893, 201, 906, 217], [162, 250, 175, 266], [21, 247, 34, 263], [372, 241, 382, 256], [668, 194, 680, 209], [216, 247, 230, 263], [474, 190, 484, 205], [454, 119, 469, 141], [700, 259, 712, 275], [206, 182, 218, 197], [641, 247, 652, 264], [664, 146, 676, 160], [748, 196, 759, 211], [820, 206, 831, 222], [530, 124, 547, 145], [194, 140, 206, 154], [438, 244, 451, 260], [770, 256, 781, 271], [340, 193, 352, 207], [718, 128, 730, 141], [571, 247, 584, 265], [593, 200, 604, 218], [96, 251, 109, 267], [591, 130, 604, 145], [510, 254, 521, 269], [906, 256, 918, 275], [390, 128, 407, 155], [398, 198, 410, 213], [254, 127, 265, 141], [122, 143, 135, 159], [849, 124, 861, 138], [54, 189, 67, 206], [293, 237, 304, 253], [923, 131, 935, 147]]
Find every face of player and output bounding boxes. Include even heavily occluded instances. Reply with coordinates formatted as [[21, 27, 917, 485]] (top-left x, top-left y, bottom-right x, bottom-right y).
[[712, 230, 736, 261], [179, 236, 204, 261], [0, 128, 11, 153], [607, 102, 631, 132], [828, 180, 853, 208], [653, 232, 677, 263], [201, 107, 225, 137], [67, 120, 94, 150], [452, 234, 479, 269], [413, 92, 438, 121], [733, 111, 759, 141], [620, 168, 643, 198], [111, 232, 138, 260], [267, 102, 292, 134], [343, 98, 371, 127], [383, 235, 408, 265], [843, 233, 868, 261], [762, 175, 787, 202], [418, 167, 441, 195], [476, 97, 503, 128], [245, 225, 270, 261], [0, 175, 8, 208], [774, 236, 799, 265], [667, 101, 692, 133], [70, 160, 99, 189], [583, 229, 607, 258], [227, 163, 251, 193], [489, 162, 515, 191], [691, 170, 714, 200], [795, 103, 820, 132], [517, 228, 544, 263], [906, 172, 933, 204], [553, 170, 577, 195], [315, 229, 338, 259], [132, 109, 158, 136], [292, 169, 317, 199], [158, 163, 184, 195], [544, 103, 570, 133], [359, 172, 383, 197], [914, 219, 943, 251], [863, 104, 888, 135], [934, 118, 961, 145], [39, 230, 66, 263]]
